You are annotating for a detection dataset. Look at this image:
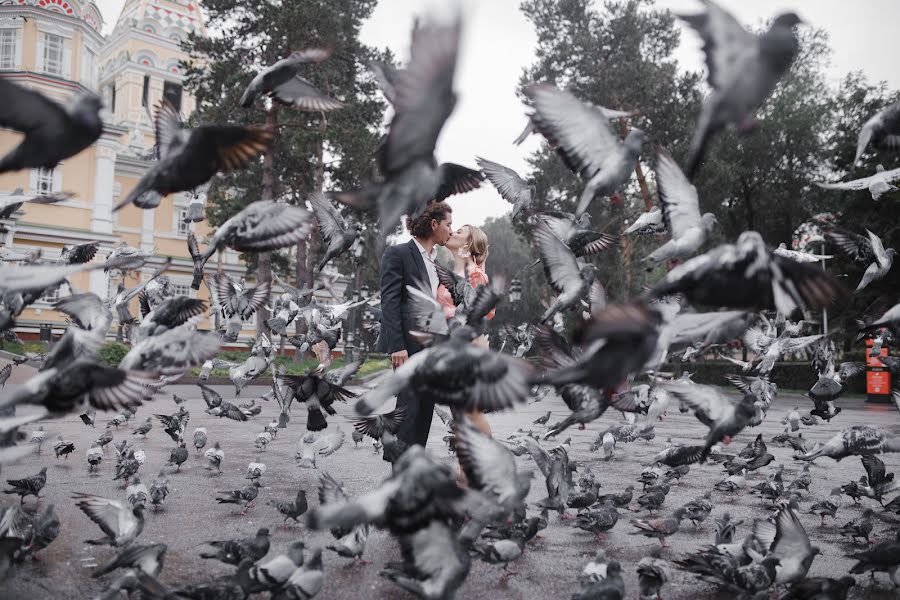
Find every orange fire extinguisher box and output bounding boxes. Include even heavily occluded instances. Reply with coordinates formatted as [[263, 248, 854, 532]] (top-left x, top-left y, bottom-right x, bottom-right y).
[[866, 338, 891, 402]]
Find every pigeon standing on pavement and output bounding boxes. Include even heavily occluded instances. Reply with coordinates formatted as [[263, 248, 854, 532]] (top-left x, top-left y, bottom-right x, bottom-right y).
[[4, 466, 47, 504]]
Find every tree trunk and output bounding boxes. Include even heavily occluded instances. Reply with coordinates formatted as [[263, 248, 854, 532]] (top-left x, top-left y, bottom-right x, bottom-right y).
[[255, 106, 278, 340]]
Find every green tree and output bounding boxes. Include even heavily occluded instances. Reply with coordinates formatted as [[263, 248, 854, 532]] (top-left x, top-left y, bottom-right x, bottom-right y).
[[182, 0, 390, 334]]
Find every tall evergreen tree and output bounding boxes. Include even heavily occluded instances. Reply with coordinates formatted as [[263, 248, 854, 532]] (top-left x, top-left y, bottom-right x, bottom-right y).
[[182, 0, 390, 335]]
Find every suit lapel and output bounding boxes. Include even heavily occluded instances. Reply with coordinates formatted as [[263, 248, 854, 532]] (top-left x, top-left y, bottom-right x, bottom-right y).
[[407, 239, 429, 286]]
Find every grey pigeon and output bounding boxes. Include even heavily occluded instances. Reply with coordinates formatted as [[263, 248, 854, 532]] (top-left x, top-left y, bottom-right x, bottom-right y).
[[0, 79, 103, 174], [113, 100, 272, 211], [200, 527, 270, 565], [166, 443, 189, 472], [4, 466, 46, 504], [0, 188, 72, 220], [839, 508, 875, 545], [751, 504, 820, 585], [643, 148, 716, 267], [649, 231, 846, 315], [537, 211, 620, 261], [476, 156, 534, 219], [816, 164, 900, 201], [678, 1, 802, 177], [239, 48, 342, 110], [534, 220, 595, 324], [797, 425, 900, 461], [310, 192, 362, 272], [268, 488, 308, 525], [380, 520, 470, 600], [317, 472, 369, 561], [215, 482, 259, 515], [189, 200, 312, 288], [332, 14, 484, 248], [74, 492, 144, 546], [855, 100, 900, 164], [826, 227, 895, 292], [91, 542, 167, 578], [661, 382, 758, 461], [846, 531, 900, 586], [573, 551, 625, 600], [524, 83, 642, 216], [781, 577, 856, 600], [636, 545, 671, 600], [149, 470, 169, 510]]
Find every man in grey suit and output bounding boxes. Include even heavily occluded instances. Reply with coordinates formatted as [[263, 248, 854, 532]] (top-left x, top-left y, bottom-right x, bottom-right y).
[[377, 202, 453, 449]]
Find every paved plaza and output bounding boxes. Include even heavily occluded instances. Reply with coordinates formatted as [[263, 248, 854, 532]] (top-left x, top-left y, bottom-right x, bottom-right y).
[[1, 366, 899, 599]]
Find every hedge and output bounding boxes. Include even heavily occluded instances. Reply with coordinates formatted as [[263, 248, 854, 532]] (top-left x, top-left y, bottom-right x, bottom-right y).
[[99, 342, 130, 366], [661, 360, 867, 394]]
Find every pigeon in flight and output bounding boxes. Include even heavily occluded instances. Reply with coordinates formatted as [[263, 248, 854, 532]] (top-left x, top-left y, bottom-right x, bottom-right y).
[[855, 99, 900, 164], [536, 211, 620, 261], [476, 156, 534, 219], [239, 48, 343, 111], [189, 200, 313, 289], [74, 492, 145, 547], [534, 220, 595, 324], [678, 1, 802, 177], [0, 188, 72, 220], [815, 164, 900, 201], [113, 100, 273, 211], [649, 231, 846, 315], [826, 227, 895, 292], [0, 80, 103, 174], [643, 148, 716, 267], [624, 206, 665, 235], [524, 83, 642, 216], [773, 243, 832, 263], [797, 425, 900, 461], [332, 13, 483, 246], [309, 192, 362, 272]]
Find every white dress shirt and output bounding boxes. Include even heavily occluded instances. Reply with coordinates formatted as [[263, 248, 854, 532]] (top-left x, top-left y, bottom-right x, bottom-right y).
[[412, 238, 439, 296]]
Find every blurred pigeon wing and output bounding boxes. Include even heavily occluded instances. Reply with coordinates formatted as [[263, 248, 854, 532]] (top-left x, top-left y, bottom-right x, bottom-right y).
[[534, 222, 581, 295], [524, 84, 621, 179], [678, 1, 755, 92], [656, 148, 702, 239], [476, 157, 530, 206]]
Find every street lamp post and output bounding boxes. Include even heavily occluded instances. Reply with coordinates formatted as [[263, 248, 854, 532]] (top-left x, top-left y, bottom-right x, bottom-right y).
[[509, 278, 522, 304]]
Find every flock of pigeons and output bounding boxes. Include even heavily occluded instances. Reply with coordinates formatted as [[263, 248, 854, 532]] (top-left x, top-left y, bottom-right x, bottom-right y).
[[1, 0, 900, 598]]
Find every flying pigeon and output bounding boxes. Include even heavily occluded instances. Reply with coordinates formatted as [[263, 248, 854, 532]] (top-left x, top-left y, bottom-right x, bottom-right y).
[[678, 1, 802, 177], [74, 492, 145, 546], [524, 83, 643, 216], [476, 156, 534, 219], [309, 191, 362, 272], [643, 148, 717, 267], [188, 201, 313, 289], [624, 206, 665, 235], [113, 100, 273, 211], [331, 13, 484, 247], [855, 100, 900, 164], [773, 242, 832, 263], [317, 472, 369, 561], [797, 425, 900, 461], [826, 227, 896, 292], [239, 48, 343, 110], [816, 164, 900, 201], [649, 231, 847, 315], [534, 221, 595, 324], [0, 79, 103, 174]]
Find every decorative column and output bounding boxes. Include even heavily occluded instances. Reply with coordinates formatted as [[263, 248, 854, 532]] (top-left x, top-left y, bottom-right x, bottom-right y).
[[90, 132, 119, 297]]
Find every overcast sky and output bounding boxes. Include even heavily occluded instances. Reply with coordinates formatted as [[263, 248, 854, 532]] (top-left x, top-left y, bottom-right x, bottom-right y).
[[96, 0, 900, 228]]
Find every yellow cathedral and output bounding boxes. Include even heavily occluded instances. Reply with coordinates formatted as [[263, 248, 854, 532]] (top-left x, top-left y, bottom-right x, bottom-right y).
[[0, 0, 266, 343]]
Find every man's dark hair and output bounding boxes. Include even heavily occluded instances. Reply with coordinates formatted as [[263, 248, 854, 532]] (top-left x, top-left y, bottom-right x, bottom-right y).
[[408, 202, 452, 238]]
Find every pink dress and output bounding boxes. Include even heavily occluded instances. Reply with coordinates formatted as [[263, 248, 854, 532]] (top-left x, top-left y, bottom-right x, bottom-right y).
[[436, 264, 496, 320]]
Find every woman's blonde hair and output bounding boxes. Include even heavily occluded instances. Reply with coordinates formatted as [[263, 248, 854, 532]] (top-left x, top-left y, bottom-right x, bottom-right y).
[[463, 224, 489, 266]]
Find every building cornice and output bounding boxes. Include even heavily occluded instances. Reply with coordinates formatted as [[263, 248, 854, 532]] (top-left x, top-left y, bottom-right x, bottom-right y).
[[14, 222, 119, 244], [114, 155, 153, 178], [0, 6, 105, 46], [0, 71, 95, 96]]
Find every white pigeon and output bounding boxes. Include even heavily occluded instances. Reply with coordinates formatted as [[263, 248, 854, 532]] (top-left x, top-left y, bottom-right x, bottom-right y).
[[246, 461, 266, 482], [204, 442, 224, 473], [827, 228, 896, 292], [624, 206, 665, 235], [296, 430, 345, 469], [815, 164, 900, 201], [773, 243, 832, 263], [255, 431, 273, 451]]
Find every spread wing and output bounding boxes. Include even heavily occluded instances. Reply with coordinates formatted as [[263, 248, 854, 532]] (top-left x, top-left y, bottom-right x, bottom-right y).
[[454, 417, 522, 504], [522, 436, 553, 478], [0, 79, 71, 136], [434, 163, 485, 202], [73, 493, 135, 542], [534, 221, 582, 295], [677, 0, 755, 92], [198, 384, 223, 409], [405, 284, 449, 338], [825, 228, 874, 265], [310, 192, 347, 248], [154, 100, 186, 158], [524, 84, 622, 179], [476, 156, 531, 206], [660, 382, 734, 426], [656, 148, 702, 240], [770, 506, 813, 561]]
